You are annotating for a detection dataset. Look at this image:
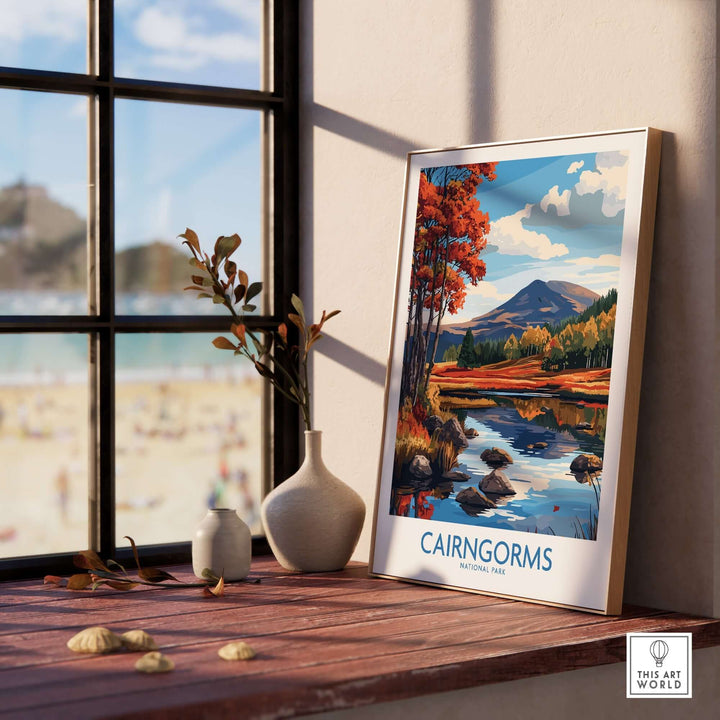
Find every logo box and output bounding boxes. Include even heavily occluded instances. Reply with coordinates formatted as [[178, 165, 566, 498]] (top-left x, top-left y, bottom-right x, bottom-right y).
[[626, 632, 692, 698]]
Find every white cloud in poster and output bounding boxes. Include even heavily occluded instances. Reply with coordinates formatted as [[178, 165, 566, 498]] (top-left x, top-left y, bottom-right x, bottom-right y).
[[567, 160, 585, 174], [489, 204, 569, 260], [575, 150, 629, 218], [564, 254, 621, 268], [540, 185, 571, 217], [465, 280, 512, 302]]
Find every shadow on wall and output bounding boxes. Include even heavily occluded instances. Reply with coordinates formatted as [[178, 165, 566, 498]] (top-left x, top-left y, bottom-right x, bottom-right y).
[[300, 0, 495, 391], [315, 334, 387, 387]]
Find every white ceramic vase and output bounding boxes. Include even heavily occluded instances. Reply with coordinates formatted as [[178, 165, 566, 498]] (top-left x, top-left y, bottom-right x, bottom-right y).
[[192, 508, 251, 580], [261, 430, 365, 572]]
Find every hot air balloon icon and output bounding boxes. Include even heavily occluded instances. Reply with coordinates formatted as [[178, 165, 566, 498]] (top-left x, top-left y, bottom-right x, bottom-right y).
[[649, 639, 669, 667]]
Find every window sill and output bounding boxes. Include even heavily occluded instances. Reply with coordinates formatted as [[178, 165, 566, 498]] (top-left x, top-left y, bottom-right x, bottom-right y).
[[1, 557, 718, 719]]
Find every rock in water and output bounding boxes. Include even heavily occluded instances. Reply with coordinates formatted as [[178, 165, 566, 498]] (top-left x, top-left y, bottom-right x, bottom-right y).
[[569, 454, 603, 473], [409, 454, 433, 479], [442, 470, 471, 482], [464, 427, 479, 438], [480, 447, 514, 467], [456, 487, 496, 509], [424, 415, 444, 435], [437, 418, 469, 449], [480, 469, 516, 496]]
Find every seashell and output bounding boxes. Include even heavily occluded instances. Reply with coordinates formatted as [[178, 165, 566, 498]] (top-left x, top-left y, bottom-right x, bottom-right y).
[[218, 641, 256, 661], [135, 651, 174, 673], [120, 629, 158, 652], [67, 626, 122, 654]]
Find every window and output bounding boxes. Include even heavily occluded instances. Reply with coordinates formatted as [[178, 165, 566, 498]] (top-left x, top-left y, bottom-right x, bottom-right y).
[[0, 1, 299, 577]]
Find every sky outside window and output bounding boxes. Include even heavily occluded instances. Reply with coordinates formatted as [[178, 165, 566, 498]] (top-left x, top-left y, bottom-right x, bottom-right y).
[[0, 0, 87, 73], [114, 0, 262, 89], [114, 99, 262, 315]]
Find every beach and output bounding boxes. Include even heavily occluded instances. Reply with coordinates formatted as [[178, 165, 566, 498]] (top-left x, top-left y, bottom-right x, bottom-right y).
[[0, 372, 264, 561]]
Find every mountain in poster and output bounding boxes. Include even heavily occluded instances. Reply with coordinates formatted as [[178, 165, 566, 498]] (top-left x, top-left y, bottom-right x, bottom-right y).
[[0, 181, 189, 292], [435, 279, 599, 356]]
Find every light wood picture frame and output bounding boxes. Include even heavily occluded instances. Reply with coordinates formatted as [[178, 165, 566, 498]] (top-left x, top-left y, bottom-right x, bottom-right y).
[[370, 128, 662, 614]]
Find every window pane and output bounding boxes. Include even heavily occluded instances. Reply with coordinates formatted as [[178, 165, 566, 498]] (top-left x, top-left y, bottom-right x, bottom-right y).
[[0, 1, 87, 74], [114, 0, 263, 90], [115, 333, 263, 547], [114, 100, 263, 316], [0, 90, 88, 315], [0, 334, 89, 559]]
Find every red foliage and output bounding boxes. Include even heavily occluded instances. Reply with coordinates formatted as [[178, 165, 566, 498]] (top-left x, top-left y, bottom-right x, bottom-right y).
[[394, 493, 412, 517], [415, 491, 435, 520], [396, 403, 430, 444]]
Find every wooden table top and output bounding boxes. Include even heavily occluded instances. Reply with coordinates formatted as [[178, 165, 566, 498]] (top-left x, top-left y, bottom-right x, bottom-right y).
[[1, 556, 718, 719]]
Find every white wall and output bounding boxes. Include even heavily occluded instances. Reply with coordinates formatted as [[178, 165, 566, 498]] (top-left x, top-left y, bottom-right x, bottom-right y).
[[300, 0, 718, 619]]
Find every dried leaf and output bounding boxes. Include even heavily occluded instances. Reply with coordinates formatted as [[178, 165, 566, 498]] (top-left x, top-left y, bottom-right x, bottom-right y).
[[224, 259, 237, 281], [213, 336, 237, 351], [196, 292, 213, 300], [103, 580, 139, 591], [124, 535, 143, 573], [212, 294, 226, 304], [213, 234, 241, 263], [245, 281, 262, 304], [67, 573, 94, 591], [234, 284, 246, 304], [290, 293, 305, 320], [139, 567, 179, 584], [253, 360, 274, 380], [179, 228, 201, 254], [188, 257, 205, 269], [73, 550, 110, 573], [287, 313, 304, 331], [230, 324, 247, 346], [277, 323, 287, 343], [241, 304, 256, 313], [323, 309, 341, 321], [43, 575, 65, 587], [237, 269, 249, 290], [203, 576, 225, 597], [306, 333, 323, 351]]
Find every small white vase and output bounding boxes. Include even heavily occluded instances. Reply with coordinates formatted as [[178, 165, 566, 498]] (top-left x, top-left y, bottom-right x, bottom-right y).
[[261, 430, 365, 572], [192, 508, 251, 580]]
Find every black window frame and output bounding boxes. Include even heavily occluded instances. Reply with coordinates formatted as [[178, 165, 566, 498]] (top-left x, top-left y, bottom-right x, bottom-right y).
[[0, 0, 299, 579]]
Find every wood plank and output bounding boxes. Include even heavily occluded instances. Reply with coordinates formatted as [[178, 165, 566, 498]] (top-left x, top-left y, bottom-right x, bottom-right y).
[[1, 612, 715, 720], [0, 601, 662, 706], [0, 585, 508, 672], [0, 561, 717, 720]]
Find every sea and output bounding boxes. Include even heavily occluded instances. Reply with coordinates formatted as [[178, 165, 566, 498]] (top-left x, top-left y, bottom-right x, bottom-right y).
[[0, 291, 255, 385]]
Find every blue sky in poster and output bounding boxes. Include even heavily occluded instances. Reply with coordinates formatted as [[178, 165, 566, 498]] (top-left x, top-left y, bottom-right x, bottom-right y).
[[446, 150, 629, 321], [0, 1, 262, 262]]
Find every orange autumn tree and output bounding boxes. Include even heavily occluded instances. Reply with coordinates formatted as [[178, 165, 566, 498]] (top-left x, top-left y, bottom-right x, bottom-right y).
[[401, 162, 496, 406]]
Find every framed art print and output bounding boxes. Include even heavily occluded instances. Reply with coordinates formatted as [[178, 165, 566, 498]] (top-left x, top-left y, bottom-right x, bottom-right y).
[[370, 128, 661, 614]]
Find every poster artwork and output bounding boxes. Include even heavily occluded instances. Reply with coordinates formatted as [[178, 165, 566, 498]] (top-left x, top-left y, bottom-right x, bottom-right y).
[[391, 151, 627, 542]]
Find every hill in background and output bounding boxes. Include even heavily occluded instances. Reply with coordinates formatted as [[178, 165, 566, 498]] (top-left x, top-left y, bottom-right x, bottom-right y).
[[435, 278, 600, 357], [0, 181, 189, 293]]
